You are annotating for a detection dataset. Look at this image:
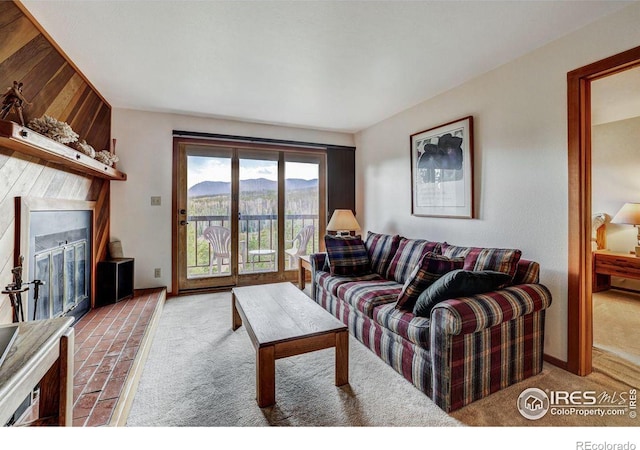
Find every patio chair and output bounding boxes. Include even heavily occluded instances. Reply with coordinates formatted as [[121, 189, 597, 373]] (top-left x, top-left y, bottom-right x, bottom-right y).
[[203, 225, 232, 275], [285, 225, 315, 269]]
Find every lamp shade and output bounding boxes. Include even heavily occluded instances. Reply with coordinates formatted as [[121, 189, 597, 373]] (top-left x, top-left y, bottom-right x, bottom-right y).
[[611, 203, 640, 225], [327, 209, 361, 232]]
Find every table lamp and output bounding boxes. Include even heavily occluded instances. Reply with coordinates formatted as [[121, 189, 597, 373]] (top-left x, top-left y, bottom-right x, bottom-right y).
[[327, 209, 361, 236], [611, 202, 640, 256]]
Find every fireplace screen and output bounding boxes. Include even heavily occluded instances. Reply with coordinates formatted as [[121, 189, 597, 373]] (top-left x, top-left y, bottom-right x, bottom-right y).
[[27, 209, 92, 321], [33, 234, 87, 320]]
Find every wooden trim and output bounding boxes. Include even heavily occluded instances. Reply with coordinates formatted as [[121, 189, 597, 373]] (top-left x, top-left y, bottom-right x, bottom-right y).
[[567, 71, 591, 376], [171, 139, 180, 296], [58, 328, 73, 426], [14, 1, 112, 109], [108, 288, 166, 426], [231, 150, 239, 279], [277, 152, 286, 279], [543, 353, 568, 371], [567, 45, 640, 376], [172, 137, 329, 294], [172, 130, 355, 152], [173, 141, 237, 292], [568, 45, 640, 82], [171, 136, 335, 155]]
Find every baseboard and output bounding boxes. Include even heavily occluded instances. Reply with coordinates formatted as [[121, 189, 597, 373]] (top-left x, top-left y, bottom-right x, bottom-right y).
[[543, 353, 568, 370]]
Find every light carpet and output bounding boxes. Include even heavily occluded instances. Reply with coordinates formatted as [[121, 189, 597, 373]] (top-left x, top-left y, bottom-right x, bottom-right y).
[[126, 291, 639, 427], [449, 289, 640, 426], [593, 289, 640, 367], [126, 291, 461, 427], [450, 350, 638, 426]]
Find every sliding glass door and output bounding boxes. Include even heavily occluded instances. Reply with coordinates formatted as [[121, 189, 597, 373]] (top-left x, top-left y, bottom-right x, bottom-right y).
[[174, 139, 326, 293], [238, 151, 279, 274], [284, 155, 321, 270], [176, 144, 235, 290]]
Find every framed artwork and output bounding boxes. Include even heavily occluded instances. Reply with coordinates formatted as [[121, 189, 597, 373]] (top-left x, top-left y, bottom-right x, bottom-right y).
[[410, 116, 474, 218]]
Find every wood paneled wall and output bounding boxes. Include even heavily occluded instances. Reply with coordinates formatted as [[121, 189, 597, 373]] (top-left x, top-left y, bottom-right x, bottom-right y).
[[0, 2, 111, 151], [0, 1, 112, 324]]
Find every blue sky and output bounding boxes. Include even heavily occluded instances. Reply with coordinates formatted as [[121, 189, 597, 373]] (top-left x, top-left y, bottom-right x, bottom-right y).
[[187, 156, 318, 188]]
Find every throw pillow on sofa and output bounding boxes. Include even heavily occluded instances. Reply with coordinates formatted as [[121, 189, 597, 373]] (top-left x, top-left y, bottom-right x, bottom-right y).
[[364, 231, 401, 276], [413, 269, 513, 317], [396, 252, 464, 311], [324, 235, 372, 276], [441, 243, 522, 280], [386, 237, 442, 284]]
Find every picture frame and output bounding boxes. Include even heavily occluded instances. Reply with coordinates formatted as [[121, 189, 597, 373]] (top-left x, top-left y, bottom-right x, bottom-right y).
[[410, 116, 474, 218]]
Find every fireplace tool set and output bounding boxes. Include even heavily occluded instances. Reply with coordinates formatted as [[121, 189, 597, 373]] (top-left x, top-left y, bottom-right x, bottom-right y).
[[2, 256, 44, 322]]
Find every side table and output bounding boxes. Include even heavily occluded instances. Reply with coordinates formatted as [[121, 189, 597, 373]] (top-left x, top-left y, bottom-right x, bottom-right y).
[[298, 255, 312, 291], [248, 249, 276, 271]]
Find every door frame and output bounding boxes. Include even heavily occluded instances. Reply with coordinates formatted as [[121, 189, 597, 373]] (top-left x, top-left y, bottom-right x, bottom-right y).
[[567, 45, 640, 375], [174, 141, 237, 291], [171, 137, 327, 295]]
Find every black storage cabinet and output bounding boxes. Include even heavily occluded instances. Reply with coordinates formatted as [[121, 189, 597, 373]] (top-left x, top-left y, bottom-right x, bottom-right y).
[[96, 258, 134, 307]]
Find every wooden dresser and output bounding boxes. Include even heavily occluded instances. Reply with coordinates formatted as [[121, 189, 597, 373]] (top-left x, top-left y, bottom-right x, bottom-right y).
[[592, 250, 640, 292]]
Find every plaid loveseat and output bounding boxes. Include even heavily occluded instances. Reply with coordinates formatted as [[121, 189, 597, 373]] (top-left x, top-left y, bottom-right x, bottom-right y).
[[310, 232, 552, 413]]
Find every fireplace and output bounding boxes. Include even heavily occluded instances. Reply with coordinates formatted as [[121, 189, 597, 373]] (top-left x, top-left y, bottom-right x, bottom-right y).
[[16, 197, 95, 323]]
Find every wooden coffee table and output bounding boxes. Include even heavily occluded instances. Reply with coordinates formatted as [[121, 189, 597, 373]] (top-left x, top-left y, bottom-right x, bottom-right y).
[[231, 282, 349, 407]]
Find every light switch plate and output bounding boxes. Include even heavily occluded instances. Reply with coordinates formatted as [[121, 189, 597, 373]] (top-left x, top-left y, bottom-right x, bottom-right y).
[[151, 196, 161, 206]]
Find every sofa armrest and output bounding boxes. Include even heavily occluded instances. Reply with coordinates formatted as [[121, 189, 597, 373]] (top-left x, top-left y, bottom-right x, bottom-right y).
[[512, 259, 540, 284], [310, 253, 328, 272], [309, 253, 328, 300], [430, 284, 552, 335]]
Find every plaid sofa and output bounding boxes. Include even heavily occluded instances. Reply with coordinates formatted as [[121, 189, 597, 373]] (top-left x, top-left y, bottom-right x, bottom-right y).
[[310, 233, 552, 413]]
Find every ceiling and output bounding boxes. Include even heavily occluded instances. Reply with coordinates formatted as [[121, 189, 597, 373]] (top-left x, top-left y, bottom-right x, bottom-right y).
[[21, 0, 636, 133]]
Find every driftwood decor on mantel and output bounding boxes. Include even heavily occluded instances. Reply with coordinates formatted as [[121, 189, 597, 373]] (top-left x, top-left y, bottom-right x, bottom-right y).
[[0, 120, 126, 181]]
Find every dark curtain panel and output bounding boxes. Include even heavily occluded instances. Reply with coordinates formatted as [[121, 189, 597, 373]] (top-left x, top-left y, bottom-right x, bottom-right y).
[[327, 147, 356, 218]]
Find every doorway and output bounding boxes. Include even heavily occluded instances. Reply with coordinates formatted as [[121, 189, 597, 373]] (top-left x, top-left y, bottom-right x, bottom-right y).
[[590, 67, 640, 369], [567, 45, 640, 375], [173, 138, 326, 294]]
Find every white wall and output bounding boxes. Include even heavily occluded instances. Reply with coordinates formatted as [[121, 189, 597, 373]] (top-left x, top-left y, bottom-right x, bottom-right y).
[[592, 116, 640, 290], [354, 3, 640, 362], [110, 109, 353, 292]]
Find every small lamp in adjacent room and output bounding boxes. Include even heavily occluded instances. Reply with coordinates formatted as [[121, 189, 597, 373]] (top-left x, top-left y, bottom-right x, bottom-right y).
[[327, 209, 361, 236], [611, 202, 640, 256]]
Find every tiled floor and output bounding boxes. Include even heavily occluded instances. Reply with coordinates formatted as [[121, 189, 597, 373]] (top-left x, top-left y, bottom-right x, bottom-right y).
[[70, 288, 165, 426]]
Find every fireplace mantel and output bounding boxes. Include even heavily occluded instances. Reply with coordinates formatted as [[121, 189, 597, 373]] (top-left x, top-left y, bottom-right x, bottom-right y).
[[0, 120, 126, 181]]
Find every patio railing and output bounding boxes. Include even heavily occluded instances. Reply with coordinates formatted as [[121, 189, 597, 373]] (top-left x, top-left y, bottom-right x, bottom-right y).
[[186, 214, 319, 277]]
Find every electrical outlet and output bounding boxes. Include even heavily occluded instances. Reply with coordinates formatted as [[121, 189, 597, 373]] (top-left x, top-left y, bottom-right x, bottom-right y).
[[150, 196, 161, 206], [154, 268, 161, 278]]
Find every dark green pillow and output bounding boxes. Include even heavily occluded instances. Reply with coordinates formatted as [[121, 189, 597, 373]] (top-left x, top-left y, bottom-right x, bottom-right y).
[[413, 269, 512, 317]]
